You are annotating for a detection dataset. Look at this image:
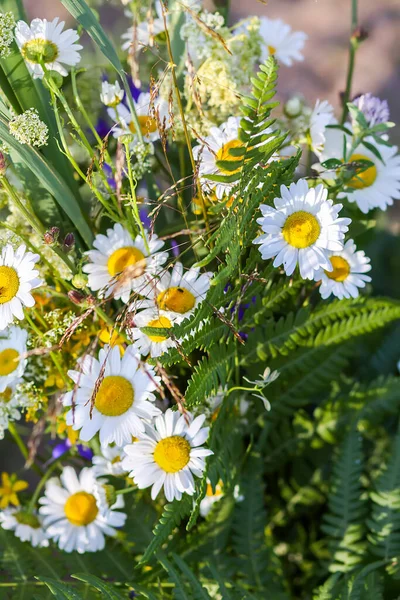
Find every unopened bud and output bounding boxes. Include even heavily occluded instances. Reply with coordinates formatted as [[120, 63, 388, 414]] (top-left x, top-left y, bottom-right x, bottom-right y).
[[351, 26, 368, 44], [68, 290, 87, 305], [71, 273, 88, 289], [284, 96, 303, 118], [63, 233, 75, 252], [43, 227, 60, 245], [0, 152, 6, 175]]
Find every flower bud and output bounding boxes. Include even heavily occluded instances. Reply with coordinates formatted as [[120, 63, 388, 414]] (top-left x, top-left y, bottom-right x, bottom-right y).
[[68, 290, 87, 305], [0, 152, 6, 176], [71, 273, 88, 289], [63, 233, 75, 252], [284, 96, 303, 118], [43, 227, 60, 245]]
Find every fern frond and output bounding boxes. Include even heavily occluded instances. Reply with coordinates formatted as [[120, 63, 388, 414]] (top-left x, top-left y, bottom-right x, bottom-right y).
[[185, 343, 236, 407], [321, 431, 367, 572]]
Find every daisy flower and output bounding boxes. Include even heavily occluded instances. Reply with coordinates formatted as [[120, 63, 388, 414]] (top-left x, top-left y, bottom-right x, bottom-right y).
[[128, 307, 177, 358], [318, 127, 400, 213], [0, 327, 28, 393], [143, 262, 212, 324], [314, 239, 372, 300], [108, 92, 169, 143], [122, 2, 166, 52], [309, 100, 336, 155], [200, 480, 224, 517], [193, 117, 245, 200], [253, 179, 351, 280], [15, 17, 82, 80], [258, 17, 307, 67], [0, 508, 49, 547], [63, 345, 161, 447], [0, 381, 28, 439], [0, 244, 42, 330], [38, 466, 126, 553], [82, 224, 168, 304], [100, 80, 124, 108], [122, 409, 213, 502], [92, 445, 128, 478]]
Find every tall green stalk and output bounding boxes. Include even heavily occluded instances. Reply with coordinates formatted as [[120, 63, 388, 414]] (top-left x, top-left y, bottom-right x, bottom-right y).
[[341, 0, 359, 124]]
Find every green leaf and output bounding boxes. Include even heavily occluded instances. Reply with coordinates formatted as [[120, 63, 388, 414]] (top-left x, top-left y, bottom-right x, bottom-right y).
[[172, 553, 212, 600], [0, 116, 93, 245], [321, 158, 343, 170], [71, 574, 125, 599], [36, 577, 83, 599]]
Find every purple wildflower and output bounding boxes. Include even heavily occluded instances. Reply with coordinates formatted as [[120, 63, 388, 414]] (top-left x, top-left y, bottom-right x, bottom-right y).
[[353, 93, 390, 128]]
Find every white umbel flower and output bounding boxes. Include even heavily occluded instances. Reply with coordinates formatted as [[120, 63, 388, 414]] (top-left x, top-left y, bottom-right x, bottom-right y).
[[0, 326, 28, 393], [128, 307, 177, 358], [314, 239, 372, 300], [142, 262, 212, 324], [309, 100, 336, 155], [100, 80, 124, 108], [38, 466, 126, 553], [193, 117, 244, 200], [108, 92, 169, 143], [0, 508, 49, 547], [9, 109, 48, 148], [253, 179, 351, 280], [122, 409, 213, 502], [318, 127, 400, 213], [259, 17, 307, 67], [0, 12, 16, 58], [63, 345, 161, 447], [15, 17, 82, 79], [92, 445, 128, 478], [82, 224, 168, 304], [0, 244, 42, 330]]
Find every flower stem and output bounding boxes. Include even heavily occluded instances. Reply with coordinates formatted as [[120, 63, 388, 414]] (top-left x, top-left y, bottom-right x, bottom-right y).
[[341, 0, 359, 124], [8, 423, 43, 476], [28, 458, 62, 511]]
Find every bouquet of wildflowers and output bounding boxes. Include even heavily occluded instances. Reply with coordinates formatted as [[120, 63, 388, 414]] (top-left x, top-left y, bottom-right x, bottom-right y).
[[0, 0, 400, 597]]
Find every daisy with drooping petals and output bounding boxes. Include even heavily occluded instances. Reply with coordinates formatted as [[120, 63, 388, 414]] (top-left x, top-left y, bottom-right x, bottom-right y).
[[314, 239, 372, 300], [92, 445, 128, 478], [108, 92, 169, 143], [63, 345, 161, 447], [122, 409, 213, 502], [38, 466, 126, 553], [193, 117, 244, 200], [0, 244, 42, 330], [309, 100, 336, 155], [15, 18, 82, 80], [258, 17, 307, 67], [143, 262, 212, 324], [82, 224, 168, 303], [100, 80, 124, 108], [0, 508, 49, 547], [317, 127, 400, 213], [0, 327, 28, 393], [253, 179, 351, 280], [128, 307, 177, 358]]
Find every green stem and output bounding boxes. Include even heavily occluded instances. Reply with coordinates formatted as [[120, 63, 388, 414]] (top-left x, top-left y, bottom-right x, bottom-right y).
[[1, 177, 45, 235], [124, 141, 150, 253], [28, 458, 62, 511], [341, 0, 359, 124], [8, 423, 43, 476], [116, 485, 136, 495]]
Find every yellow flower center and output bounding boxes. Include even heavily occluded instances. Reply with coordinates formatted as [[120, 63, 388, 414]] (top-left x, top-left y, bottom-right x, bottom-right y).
[[282, 211, 321, 249], [111, 455, 121, 464], [0, 349, 19, 377], [216, 139, 244, 175], [157, 287, 196, 314], [268, 45, 277, 55], [325, 256, 351, 282], [21, 38, 59, 64], [95, 375, 134, 417], [107, 247, 145, 277], [147, 316, 172, 342], [64, 492, 98, 526], [0, 388, 12, 404], [347, 153, 377, 189], [129, 115, 158, 136], [0, 266, 20, 304], [206, 480, 223, 497], [15, 511, 41, 529], [153, 435, 191, 473]]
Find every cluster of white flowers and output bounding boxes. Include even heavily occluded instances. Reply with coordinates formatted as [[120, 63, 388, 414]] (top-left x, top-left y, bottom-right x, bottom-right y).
[[0, 12, 15, 58], [9, 109, 48, 148]]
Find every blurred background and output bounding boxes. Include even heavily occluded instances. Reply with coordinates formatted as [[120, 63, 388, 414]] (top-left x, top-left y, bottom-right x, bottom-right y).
[[26, 0, 400, 146]]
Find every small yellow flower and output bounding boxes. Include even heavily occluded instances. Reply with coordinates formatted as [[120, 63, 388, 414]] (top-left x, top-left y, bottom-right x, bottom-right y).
[[0, 472, 29, 508], [99, 327, 125, 354], [44, 373, 65, 389], [57, 419, 79, 445]]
